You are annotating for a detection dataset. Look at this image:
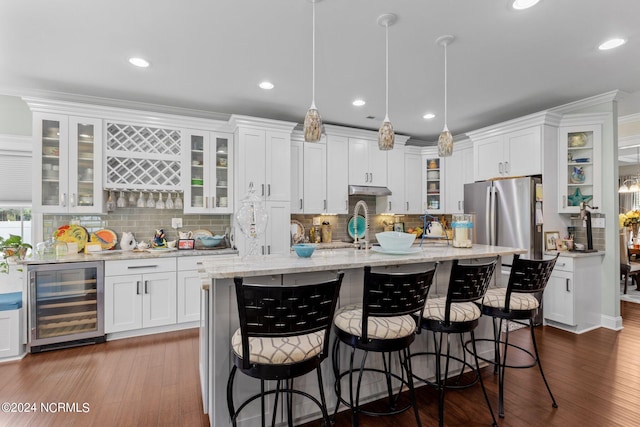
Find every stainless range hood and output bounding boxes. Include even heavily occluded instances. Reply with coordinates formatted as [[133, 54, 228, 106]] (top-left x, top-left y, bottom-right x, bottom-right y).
[[348, 185, 392, 196]]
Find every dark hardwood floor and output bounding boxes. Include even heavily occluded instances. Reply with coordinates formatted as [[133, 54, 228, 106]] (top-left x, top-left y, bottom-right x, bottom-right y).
[[2, 303, 640, 426]]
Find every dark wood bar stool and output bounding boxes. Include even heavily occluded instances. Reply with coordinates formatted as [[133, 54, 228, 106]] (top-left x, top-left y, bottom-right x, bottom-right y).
[[227, 273, 343, 426], [332, 265, 437, 426], [472, 253, 559, 418], [412, 258, 499, 427]]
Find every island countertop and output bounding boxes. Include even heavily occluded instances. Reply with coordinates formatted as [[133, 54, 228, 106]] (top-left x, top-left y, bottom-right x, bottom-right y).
[[199, 244, 527, 279]]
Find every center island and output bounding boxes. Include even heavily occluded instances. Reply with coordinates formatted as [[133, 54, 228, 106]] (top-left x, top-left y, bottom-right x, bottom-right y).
[[199, 244, 527, 426]]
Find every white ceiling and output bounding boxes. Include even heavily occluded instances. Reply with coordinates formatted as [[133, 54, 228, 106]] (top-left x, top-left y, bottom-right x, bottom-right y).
[[1, 0, 639, 145]]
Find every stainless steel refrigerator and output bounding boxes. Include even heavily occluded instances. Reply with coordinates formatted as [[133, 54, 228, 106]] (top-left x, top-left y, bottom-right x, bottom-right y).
[[464, 176, 543, 268]]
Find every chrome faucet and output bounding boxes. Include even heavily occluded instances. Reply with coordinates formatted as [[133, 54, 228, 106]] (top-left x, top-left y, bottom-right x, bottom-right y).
[[353, 200, 370, 250]]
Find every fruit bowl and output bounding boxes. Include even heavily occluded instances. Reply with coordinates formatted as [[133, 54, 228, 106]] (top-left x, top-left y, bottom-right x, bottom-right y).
[[197, 235, 224, 247], [375, 232, 416, 252], [292, 243, 317, 258]]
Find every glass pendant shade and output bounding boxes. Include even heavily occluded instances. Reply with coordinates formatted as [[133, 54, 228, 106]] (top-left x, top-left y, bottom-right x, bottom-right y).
[[303, 0, 322, 143], [438, 127, 453, 157], [378, 119, 395, 150], [630, 182, 640, 193], [304, 105, 322, 142], [619, 183, 629, 193]]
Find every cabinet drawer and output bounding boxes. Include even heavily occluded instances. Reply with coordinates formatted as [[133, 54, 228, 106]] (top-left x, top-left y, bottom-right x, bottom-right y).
[[105, 258, 177, 276], [177, 256, 214, 271], [553, 256, 573, 273]]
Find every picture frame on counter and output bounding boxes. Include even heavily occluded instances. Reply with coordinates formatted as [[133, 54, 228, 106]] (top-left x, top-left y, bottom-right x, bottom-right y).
[[178, 239, 195, 250], [393, 222, 405, 233], [544, 231, 560, 251]]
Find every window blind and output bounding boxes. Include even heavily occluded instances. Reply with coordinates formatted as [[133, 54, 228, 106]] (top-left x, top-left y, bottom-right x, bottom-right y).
[[0, 136, 32, 206]]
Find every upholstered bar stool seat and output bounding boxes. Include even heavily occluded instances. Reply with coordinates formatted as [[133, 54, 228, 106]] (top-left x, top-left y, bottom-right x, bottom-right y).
[[227, 273, 343, 427], [332, 266, 437, 427], [471, 253, 559, 419], [412, 258, 500, 427]]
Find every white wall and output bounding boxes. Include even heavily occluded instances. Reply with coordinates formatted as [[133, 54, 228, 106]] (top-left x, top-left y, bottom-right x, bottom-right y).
[[0, 96, 31, 136]]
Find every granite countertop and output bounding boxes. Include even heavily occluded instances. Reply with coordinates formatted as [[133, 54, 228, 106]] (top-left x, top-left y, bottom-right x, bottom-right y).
[[544, 250, 605, 258], [200, 244, 526, 279], [19, 248, 238, 265]]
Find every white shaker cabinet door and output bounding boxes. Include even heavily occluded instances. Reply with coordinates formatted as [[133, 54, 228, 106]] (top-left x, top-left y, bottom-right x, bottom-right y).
[[303, 142, 327, 213], [404, 153, 422, 214], [237, 128, 266, 196], [265, 131, 291, 201], [348, 138, 369, 186], [326, 135, 349, 214], [142, 271, 177, 329], [177, 270, 202, 324], [104, 275, 143, 333], [474, 136, 504, 182], [290, 140, 304, 213], [504, 126, 541, 177]]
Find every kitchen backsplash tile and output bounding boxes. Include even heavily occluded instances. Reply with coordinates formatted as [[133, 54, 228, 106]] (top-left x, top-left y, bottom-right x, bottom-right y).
[[44, 209, 231, 247]]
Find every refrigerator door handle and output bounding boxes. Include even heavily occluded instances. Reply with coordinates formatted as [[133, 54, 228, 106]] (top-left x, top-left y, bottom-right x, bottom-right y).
[[489, 186, 497, 246], [485, 186, 492, 245]]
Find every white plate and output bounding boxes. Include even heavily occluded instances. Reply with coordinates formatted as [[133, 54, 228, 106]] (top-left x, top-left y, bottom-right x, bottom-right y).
[[372, 246, 423, 255]]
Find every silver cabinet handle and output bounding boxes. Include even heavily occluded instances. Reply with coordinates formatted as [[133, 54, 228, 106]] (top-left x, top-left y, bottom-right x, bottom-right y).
[[136, 281, 141, 295], [262, 246, 265, 255], [267, 245, 271, 255], [406, 201, 409, 211], [557, 262, 566, 267], [128, 265, 159, 269], [205, 196, 208, 209], [145, 280, 149, 294], [364, 172, 368, 183], [261, 184, 265, 196], [324, 199, 327, 211], [505, 161, 510, 174], [267, 184, 271, 197], [71, 193, 76, 208], [370, 172, 373, 182], [458, 200, 461, 210], [562, 196, 566, 208], [345, 200, 348, 211], [388, 201, 391, 211], [300, 198, 303, 209], [498, 162, 504, 174], [61, 193, 67, 207], [565, 278, 570, 292]]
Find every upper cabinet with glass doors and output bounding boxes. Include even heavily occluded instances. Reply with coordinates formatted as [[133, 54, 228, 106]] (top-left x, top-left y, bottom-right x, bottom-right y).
[[183, 131, 233, 214], [33, 113, 103, 214]]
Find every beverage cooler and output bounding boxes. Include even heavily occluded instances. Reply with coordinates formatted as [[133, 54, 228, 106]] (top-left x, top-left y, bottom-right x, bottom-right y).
[[28, 261, 105, 352]]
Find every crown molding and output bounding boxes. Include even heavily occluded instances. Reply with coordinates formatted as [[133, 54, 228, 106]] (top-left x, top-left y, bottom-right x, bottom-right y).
[[466, 111, 563, 139], [548, 90, 622, 115], [0, 134, 32, 156], [229, 115, 297, 133]]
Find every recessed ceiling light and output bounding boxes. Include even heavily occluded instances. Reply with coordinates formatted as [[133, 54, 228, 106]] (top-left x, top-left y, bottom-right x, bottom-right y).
[[352, 99, 366, 107], [128, 57, 150, 68], [512, 0, 540, 10], [259, 81, 274, 90], [598, 38, 626, 50], [423, 113, 436, 119]]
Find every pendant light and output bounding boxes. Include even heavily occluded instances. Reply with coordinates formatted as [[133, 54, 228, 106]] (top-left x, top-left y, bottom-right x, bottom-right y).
[[303, 0, 322, 142], [436, 35, 455, 157], [377, 13, 397, 151]]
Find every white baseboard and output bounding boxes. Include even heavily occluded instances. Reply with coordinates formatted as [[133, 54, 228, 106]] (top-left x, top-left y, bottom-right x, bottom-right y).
[[106, 322, 199, 341], [601, 314, 623, 331]]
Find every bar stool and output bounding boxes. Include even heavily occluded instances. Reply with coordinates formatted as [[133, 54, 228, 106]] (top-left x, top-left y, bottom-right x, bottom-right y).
[[332, 265, 437, 426], [473, 253, 559, 418], [227, 273, 343, 426], [414, 258, 499, 427]]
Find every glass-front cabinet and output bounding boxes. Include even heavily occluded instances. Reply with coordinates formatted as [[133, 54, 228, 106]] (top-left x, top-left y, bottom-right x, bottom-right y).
[[184, 131, 233, 214], [424, 155, 444, 214], [557, 119, 602, 214], [34, 113, 103, 214]]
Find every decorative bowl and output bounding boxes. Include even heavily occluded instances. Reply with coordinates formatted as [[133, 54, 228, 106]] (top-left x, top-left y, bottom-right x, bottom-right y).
[[375, 231, 416, 252], [292, 243, 317, 258], [197, 235, 224, 247]]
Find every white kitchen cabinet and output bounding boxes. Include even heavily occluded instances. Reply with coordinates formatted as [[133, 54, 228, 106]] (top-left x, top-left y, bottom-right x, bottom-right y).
[[290, 136, 327, 214], [377, 145, 405, 214], [473, 126, 542, 181], [236, 127, 290, 201], [326, 135, 349, 214], [444, 142, 473, 214], [33, 113, 103, 214], [423, 152, 444, 214], [543, 254, 603, 333], [404, 151, 424, 214], [348, 138, 387, 187], [557, 115, 603, 214], [177, 256, 210, 324], [183, 131, 233, 213], [104, 259, 177, 333]]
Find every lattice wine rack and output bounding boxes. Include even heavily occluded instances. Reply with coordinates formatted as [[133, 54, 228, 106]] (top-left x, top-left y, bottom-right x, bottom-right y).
[[105, 122, 183, 191]]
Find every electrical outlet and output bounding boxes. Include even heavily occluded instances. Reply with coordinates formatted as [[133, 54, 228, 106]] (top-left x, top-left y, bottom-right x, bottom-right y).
[[593, 217, 605, 228], [171, 218, 183, 229]]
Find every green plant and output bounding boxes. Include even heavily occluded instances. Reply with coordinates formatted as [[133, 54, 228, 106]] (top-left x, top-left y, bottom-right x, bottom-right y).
[[0, 234, 32, 273]]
